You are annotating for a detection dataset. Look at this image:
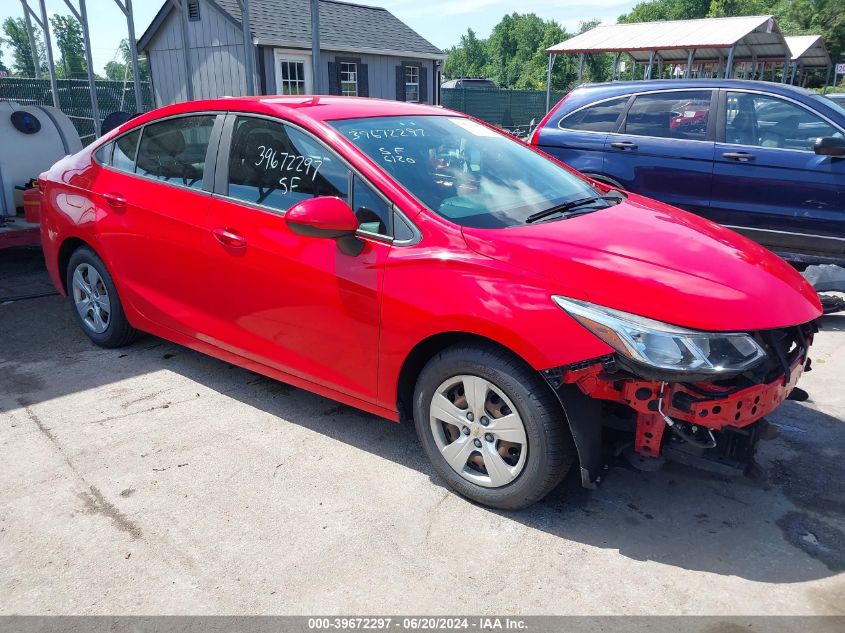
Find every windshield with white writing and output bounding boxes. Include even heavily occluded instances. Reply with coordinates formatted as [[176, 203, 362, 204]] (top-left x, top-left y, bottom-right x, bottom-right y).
[[329, 116, 599, 228]]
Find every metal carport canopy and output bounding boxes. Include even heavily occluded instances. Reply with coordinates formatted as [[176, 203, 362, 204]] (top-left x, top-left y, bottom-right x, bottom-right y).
[[785, 35, 832, 68], [545, 15, 790, 63]]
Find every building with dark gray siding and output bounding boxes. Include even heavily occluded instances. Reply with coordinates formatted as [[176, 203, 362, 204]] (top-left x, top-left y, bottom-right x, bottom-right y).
[[137, 0, 445, 107]]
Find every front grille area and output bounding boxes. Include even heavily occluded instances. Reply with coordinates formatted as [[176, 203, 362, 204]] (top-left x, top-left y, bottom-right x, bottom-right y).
[[750, 320, 817, 385]]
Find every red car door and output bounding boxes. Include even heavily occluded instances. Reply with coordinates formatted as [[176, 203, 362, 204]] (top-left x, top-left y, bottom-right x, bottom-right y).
[[201, 114, 391, 404], [94, 114, 222, 336]]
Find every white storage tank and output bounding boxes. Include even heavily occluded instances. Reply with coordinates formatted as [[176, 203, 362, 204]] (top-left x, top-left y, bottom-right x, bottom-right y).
[[0, 101, 82, 216]]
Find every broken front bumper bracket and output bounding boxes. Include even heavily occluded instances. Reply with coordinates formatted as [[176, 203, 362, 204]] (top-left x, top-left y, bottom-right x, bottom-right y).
[[543, 346, 809, 486]]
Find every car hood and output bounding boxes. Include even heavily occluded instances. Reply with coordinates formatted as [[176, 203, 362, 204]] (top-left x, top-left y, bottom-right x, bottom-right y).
[[461, 195, 821, 332]]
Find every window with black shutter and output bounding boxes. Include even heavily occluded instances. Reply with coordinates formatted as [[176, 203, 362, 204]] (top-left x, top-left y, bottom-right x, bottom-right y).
[[397, 63, 424, 102], [330, 57, 365, 97], [395, 66, 405, 101]]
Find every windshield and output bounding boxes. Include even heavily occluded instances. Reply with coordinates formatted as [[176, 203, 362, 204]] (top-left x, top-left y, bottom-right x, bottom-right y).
[[329, 115, 600, 228]]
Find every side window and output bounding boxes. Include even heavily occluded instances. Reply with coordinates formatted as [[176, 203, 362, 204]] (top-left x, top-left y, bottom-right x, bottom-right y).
[[112, 129, 140, 173], [352, 176, 390, 236], [624, 91, 712, 140], [726, 92, 841, 151], [93, 142, 112, 165], [226, 116, 349, 212], [135, 115, 216, 189], [559, 97, 628, 132], [393, 210, 416, 242]]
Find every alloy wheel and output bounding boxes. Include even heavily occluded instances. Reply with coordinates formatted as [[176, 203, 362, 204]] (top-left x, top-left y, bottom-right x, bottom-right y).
[[71, 263, 111, 334]]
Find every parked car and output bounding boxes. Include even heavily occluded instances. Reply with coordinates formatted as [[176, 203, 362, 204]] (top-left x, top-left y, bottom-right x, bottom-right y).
[[532, 80, 845, 267], [824, 93, 845, 107], [40, 97, 821, 509], [441, 78, 497, 90]]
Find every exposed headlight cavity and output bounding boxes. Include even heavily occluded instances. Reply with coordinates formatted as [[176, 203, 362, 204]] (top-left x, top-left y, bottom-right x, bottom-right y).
[[552, 296, 767, 374]]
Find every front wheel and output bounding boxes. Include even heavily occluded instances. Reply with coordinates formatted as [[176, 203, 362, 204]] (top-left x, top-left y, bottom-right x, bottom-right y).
[[413, 344, 575, 509]]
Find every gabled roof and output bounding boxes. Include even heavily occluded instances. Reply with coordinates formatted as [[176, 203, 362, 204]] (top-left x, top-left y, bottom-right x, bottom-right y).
[[785, 35, 831, 67], [546, 15, 789, 63], [138, 0, 444, 59]]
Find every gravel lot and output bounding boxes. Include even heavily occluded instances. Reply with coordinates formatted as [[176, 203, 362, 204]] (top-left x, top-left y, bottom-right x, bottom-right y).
[[1, 246, 844, 615]]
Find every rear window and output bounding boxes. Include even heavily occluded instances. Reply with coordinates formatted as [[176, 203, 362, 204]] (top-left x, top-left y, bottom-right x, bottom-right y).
[[623, 91, 712, 140], [559, 97, 628, 133], [135, 115, 216, 189], [112, 129, 140, 173]]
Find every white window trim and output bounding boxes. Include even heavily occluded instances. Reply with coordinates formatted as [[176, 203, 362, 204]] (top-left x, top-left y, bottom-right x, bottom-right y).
[[405, 65, 420, 103], [273, 49, 313, 96], [340, 61, 358, 97]]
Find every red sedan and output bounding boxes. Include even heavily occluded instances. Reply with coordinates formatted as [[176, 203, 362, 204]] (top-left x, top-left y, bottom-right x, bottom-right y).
[[39, 96, 821, 509]]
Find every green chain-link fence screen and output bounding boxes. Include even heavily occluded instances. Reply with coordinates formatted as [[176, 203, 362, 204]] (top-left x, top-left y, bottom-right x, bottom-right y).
[[0, 78, 154, 144], [441, 87, 568, 133]]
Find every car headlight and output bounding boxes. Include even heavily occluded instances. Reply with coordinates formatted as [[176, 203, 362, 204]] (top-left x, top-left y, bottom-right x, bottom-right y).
[[552, 296, 767, 374]]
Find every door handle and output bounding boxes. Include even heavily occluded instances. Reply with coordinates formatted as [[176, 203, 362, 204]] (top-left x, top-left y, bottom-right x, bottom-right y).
[[103, 192, 126, 208], [722, 151, 756, 162], [212, 227, 247, 249], [610, 141, 638, 150]]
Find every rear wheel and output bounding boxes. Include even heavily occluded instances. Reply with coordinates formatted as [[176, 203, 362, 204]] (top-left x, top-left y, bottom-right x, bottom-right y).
[[66, 246, 138, 348], [413, 343, 574, 509]]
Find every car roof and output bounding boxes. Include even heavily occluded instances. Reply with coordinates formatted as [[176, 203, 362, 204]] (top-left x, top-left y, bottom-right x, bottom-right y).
[[125, 96, 448, 130], [548, 79, 832, 119], [569, 79, 817, 100]]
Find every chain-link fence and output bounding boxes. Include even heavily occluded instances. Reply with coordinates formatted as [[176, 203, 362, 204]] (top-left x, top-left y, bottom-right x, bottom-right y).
[[441, 87, 569, 135], [0, 77, 154, 144]]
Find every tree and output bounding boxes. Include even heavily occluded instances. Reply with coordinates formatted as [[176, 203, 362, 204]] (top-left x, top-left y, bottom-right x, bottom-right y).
[[0, 36, 9, 75], [1, 17, 46, 77], [487, 13, 567, 89], [620, 0, 844, 79], [103, 39, 150, 82], [619, 0, 710, 23], [50, 14, 86, 79], [443, 29, 489, 79], [775, 0, 844, 68], [443, 13, 586, 91]]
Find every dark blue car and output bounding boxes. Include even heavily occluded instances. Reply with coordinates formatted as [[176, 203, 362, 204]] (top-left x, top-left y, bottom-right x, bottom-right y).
[[532, 80, 845, 267]]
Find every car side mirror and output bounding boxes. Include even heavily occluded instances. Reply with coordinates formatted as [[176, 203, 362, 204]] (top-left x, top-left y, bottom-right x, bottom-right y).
[[285, 196, 363, 256], [814, 136, 845, 157]]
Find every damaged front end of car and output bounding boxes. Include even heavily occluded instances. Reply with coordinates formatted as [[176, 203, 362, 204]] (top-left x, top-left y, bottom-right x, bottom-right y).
[[541, 297, 817, 487]]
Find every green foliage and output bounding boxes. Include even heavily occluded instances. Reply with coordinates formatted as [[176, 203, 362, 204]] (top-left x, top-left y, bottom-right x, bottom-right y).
[[49, 14, 86, 79], [621, 0, 844, 64], [443, 13, 581, 90], [2, 17, 46, 77], [103, 39, 150, 82], [775, 0, 844, 67], [442, 29, 488, 80], [619, 0, 710, 22], [0, 36, 8, 75], [441, 0, 844, 94]]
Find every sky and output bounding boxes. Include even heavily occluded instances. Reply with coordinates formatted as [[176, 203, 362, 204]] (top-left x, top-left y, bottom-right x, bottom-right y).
[[0, 0, 639, 76]]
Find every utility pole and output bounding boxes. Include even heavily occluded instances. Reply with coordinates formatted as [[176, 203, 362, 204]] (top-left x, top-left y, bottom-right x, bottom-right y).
[[37, 0, 59, 108], [20, 0, 41, 78], [238, 0, 255, 95], [63, 0, 101, 136], [311, 0, 321, 93]]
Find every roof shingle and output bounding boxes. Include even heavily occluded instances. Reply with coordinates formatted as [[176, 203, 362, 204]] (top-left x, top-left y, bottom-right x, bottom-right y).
[[213, 0, 443, 56]]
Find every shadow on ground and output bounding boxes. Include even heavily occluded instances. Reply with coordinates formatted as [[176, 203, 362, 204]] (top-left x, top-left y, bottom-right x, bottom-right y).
[[2, 246, 844, 585]]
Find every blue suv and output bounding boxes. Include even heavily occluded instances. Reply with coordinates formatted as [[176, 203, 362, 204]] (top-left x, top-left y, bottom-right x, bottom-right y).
[[532, 80, 845, 267]]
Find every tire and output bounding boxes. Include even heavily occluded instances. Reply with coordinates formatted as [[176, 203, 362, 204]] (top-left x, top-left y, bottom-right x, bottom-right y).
[[413, 343, 575, 510], [66, 246, 138, 348]]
